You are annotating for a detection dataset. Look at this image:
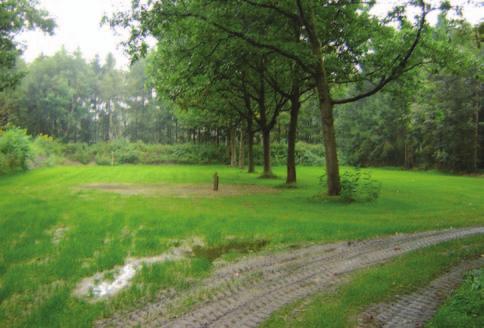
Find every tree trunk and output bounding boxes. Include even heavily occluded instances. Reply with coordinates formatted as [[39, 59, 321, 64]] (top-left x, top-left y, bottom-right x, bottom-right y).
[[286, 96, 300, 185], [318, 99, 341, 195], [247, 118, 255, 173], [239, 126, 245, 169], [261, 129, 273, 177], [404, 141, 414, 169], [174, 120, 178, 143], [230, 127, 237, 167], [105, 112, 111, 142], [303, 9, 341, 195], [474, 90, 480, 171]]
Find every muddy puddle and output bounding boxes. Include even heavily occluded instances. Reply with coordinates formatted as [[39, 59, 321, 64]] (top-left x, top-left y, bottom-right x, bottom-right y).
[[74, 237, 269, 301], [74, 238, 203, 300], [192, 240, 269, 261]]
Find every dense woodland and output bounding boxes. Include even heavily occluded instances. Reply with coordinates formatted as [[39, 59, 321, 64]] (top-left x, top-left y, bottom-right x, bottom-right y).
[[0, 0, 483, 195]]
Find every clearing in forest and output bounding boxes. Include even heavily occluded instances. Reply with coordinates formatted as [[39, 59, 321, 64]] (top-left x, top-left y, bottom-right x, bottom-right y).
[[0, 165, 483, 327]]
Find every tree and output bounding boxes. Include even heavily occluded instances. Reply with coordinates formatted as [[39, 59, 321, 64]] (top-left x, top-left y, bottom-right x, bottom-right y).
[[0, 0, 55, 91], [409, 17, 483, 171], [108, 0, 435, 195], [143, 15, 290, 176], [10, 49, 93, 141], [99, 54, 124, 141], [335, 15, 483, 172]]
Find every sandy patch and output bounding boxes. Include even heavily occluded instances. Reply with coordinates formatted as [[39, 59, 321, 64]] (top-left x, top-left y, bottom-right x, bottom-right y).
[[78, 183, 277, 197]]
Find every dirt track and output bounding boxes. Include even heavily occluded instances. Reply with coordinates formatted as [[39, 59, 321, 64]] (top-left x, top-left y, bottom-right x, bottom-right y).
[[96, 227, 483, 328]]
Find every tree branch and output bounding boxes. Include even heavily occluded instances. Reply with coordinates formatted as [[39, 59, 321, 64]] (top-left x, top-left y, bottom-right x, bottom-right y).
[[332, 1, 428, 105]]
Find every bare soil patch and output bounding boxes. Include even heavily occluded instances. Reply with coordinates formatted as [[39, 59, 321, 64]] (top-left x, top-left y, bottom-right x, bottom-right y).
[[47, 225, 69, 245], [79, 183, 278, 197]]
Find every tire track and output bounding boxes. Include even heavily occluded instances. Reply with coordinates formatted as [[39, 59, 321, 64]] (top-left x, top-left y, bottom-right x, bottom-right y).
[[358, 257, 484, 328], [95, 227, 483, 328]]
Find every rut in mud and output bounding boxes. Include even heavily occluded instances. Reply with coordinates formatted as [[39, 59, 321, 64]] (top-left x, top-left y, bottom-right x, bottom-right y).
[[95, 227, 483, 328]]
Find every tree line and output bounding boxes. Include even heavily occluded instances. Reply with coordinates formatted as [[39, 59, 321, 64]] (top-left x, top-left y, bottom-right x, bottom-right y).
[[0, 1, 483, 195], [107, 0, 483, 191]]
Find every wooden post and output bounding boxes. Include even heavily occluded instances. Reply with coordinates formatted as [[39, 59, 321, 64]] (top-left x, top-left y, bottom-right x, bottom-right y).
[[213, 172, 219, 191]]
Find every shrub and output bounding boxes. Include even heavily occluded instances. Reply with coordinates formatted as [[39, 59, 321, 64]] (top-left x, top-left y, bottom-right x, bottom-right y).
[[112, 140, 141, 164], [91, 140, 142, 165], [0, 127, 32, 175], [295, 142, 324, 166], [252, 142, 324, 166], [0, 153, 8, 175], [30, 134, 64, 167], [64, 143, 94, 164], [319, 167, 381, 202]]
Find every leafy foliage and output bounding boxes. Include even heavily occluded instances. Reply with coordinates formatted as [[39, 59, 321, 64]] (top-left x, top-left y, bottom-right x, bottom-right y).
[[336, 17, 483, 172], [30, 134, 64, 168], [62, 140, 324, 166], [0, 0, 55, 91], [320, 167, 381, 203], [0, 127, 31, 174]]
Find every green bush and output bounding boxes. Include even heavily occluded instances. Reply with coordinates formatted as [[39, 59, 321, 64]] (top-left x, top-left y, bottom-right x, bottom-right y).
[[30, 134, 64, 167], [252, 142, 324, 166], [0, 127, 32, 175], [319, 167, 381, 202], [110, 139, 141, 164], [0, 153, 8, 175], [64, 143, 94, 164], [0, 133, 327, 170], [59, 141, 324, 166], [295, 142, 324, 166]]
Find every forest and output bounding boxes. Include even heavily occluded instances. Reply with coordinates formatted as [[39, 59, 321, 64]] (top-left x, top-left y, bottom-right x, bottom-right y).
[[0, 1, 483, 328]]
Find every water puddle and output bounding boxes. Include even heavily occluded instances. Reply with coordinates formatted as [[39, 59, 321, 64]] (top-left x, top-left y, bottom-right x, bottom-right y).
[[74, 238, 204, 300], [192, 240, 269, 262], [74, 238, 269, 300]]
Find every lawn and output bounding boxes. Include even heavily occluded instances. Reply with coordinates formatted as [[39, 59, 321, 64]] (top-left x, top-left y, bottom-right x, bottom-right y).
[[0, 165, 483, 327]]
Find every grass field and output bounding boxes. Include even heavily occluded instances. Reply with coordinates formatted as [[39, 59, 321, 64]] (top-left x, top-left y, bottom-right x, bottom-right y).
[[0, 165, 483, 327]]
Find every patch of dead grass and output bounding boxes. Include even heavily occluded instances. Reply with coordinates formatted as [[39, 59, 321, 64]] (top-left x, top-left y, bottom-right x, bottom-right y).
[[78, 183, 278, 197]]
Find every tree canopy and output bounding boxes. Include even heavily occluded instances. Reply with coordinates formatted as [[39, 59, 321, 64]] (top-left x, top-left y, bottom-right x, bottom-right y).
[[0, 0, 55, 91]]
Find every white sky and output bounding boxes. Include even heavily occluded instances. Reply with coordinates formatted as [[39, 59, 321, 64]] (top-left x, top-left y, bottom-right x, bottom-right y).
[[18, 0, 483, 69], [19, 0, 132, 68]]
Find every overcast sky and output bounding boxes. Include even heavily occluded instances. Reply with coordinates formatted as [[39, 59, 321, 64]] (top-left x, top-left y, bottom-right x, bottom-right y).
[[18, 0, 483, 69], [19, 0, 132, 68]]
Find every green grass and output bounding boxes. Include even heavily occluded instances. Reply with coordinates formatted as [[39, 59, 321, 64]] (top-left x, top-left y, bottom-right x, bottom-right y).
[[427, 267, 483, 328], [0, 165, 483, 327], [261, 237, 484, 328]]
